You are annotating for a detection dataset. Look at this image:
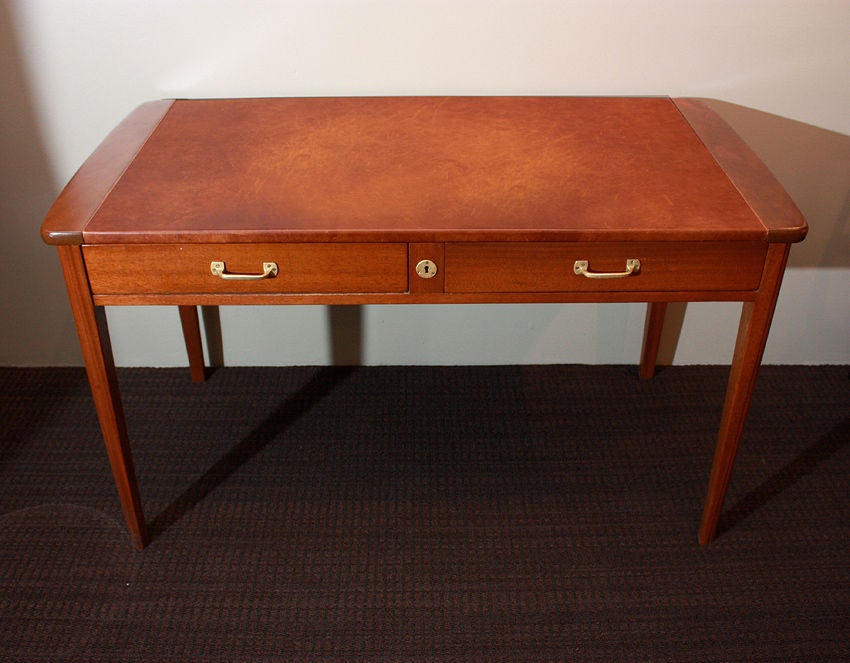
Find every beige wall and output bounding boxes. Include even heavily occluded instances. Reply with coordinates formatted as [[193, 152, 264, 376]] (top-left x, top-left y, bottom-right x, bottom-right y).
[[2, 0, 848, 366]]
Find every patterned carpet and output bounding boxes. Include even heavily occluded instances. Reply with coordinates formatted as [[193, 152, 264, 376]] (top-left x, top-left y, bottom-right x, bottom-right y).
[[1, 365, 848, 661]]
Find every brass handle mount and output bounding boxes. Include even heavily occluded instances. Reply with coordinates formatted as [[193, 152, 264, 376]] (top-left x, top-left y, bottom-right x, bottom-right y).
[[210, 261, 278, 280], [573, 259, 640, 279]]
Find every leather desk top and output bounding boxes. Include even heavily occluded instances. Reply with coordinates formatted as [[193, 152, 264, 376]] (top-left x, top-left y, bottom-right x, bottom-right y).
[[41, 96, 807, 246]]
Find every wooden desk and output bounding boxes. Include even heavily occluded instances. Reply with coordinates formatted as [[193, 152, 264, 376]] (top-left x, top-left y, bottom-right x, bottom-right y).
[[41, 97, 807, 549]]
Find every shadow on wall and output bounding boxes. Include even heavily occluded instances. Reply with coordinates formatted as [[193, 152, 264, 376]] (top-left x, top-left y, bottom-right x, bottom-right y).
[[0, 3, 80, 365]]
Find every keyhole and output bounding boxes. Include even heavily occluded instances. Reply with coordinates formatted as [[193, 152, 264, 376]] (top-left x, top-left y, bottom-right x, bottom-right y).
[[416, 259, 437, 279]]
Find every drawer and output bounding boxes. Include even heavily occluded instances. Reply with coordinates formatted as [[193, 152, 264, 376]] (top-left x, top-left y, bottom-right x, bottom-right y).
[[83, 243, 409, 295], [444, 242, 767, 293]]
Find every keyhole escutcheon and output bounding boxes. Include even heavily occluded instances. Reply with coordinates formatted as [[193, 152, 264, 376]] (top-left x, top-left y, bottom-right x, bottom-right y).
[[415, 259, 438, 279]]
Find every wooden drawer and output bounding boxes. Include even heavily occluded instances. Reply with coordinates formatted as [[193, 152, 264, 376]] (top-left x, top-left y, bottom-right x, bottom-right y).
[[444, 242, 767, 293], [83, 243, 409, 295]]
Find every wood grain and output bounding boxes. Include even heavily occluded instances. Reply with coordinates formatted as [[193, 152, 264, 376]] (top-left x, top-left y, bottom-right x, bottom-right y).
[[178, 305, 206, 382], [698, 243, 791, 545], [57, 245, 148, 548], [83, 243, 409, 295], [445, 241, 767, 293]]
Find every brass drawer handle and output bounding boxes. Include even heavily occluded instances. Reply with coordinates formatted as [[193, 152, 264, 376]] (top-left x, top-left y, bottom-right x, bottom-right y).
[[210, 261, 278, 280], [573, 258, 640, 279]]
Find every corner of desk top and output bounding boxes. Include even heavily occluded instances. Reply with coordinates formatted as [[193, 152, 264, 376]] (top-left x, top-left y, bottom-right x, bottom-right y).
[[41, 228, 84, 246], [39, 99, 176, 248], [672, 97, 807, 244]]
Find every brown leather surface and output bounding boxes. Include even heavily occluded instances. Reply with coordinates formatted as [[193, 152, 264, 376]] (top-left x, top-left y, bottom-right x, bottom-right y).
[[79, 97, 770, 244]]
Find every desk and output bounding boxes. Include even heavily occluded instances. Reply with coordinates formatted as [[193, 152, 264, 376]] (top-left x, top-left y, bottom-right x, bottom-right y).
[[41, 97, 807, 549]]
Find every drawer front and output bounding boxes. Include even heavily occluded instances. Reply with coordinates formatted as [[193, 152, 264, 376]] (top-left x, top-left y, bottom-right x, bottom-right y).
[[83, 243, 409, 295], [445, 242, 767, 293]]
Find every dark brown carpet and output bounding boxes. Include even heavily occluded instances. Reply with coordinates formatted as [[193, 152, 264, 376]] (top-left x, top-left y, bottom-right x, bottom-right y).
[[1, 365, 848, 661]]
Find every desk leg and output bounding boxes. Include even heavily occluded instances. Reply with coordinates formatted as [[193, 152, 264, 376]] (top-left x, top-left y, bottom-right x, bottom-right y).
[[178, 305, 207, 382], [58, 246, 148, 549], [640, 302, 667, 379], [699, 244, 790, 545]]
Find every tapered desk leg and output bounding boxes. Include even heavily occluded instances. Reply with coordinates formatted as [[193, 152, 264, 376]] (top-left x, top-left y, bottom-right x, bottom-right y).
[[699, 244, 791, 545], [58, 246, 148, 549], [640, 302, 668, 379], [178, 305, 207, 382]]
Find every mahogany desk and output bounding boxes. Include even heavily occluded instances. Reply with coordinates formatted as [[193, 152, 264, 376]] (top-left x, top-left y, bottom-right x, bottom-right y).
[[41, 97, 807, 549]]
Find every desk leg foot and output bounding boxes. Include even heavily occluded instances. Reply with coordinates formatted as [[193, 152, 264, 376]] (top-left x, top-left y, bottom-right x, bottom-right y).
[[699, 244, 790, 545], [640, 302, 667, 379], [58, 246, 148, 549], [178, 305, 207, 382]]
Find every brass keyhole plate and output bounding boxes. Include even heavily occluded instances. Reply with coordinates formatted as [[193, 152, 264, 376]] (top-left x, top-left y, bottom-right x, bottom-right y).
[[415, 259, 438, 279]]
